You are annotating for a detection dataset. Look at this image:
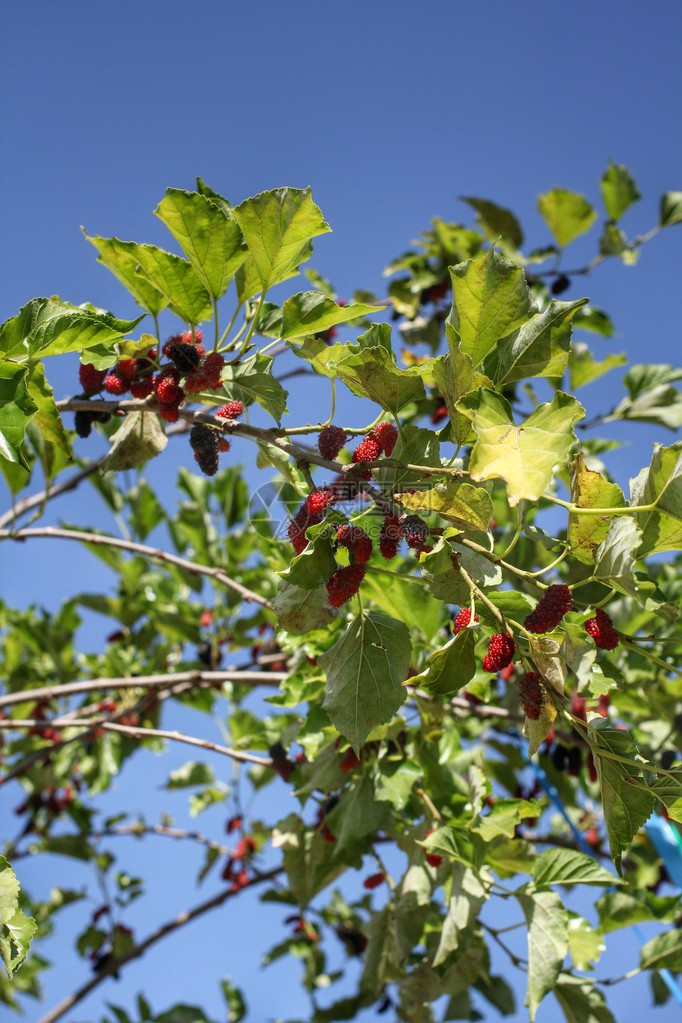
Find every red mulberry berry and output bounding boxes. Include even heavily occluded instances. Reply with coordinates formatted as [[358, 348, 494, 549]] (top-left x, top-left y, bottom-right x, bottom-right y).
[[288, 504, 323, 554], [352, 436, 381, 464], [482, 633, 516, 672], [158, 400, 182, 423], [519, 672, 544, 720], [216, 400, 245, 420], [167, 341, 201, 374], [117, 358, 138, 382], [452, 608, 479, 634], [424, 828, 443, 868], [190, 424, 219, 477], [103, 373, 128, 396], [337, 524, 373, 564], [318, 425, 347, 461], [78, 363, 107, 395], [379, 515, 401, 559], [181, 328, 204, 346], [584, 609, 619, 650], [374, 422, 398, 456], [130, 376, 154, 399], [363, 872, 386, 890], [401, 515, 429, 549], [203, 352, 225, 388], [326, 564, 366, 607], [524, 584, 573, 634], [306, 488, 335, 516], [154, 367, 182, 403], [218, 437, 230, 453]]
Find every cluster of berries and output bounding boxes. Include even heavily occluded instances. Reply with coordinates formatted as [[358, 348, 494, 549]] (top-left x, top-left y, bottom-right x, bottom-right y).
[[524, 584, 573, 634], [220, 832, 256, 892], [584, 609, 619, 650]]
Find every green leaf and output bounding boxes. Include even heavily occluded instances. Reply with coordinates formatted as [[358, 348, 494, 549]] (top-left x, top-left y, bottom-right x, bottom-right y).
[[525, 697, 558, 757], [659, 191, 682, 227], [279, 527, 336, 589], [0, 362, 37, 468], [0, 297, 144, 360], [448, 249, 535, 366], [430, 346, 494, 446], [474, 798, 541, 841], [330, 344, 426, 414], [596, 890, 681, 933], [532, 848, 618, 887], [374, 759, 422, 810], [360, 906, 399, 998], [232, 187, 330, 291], [568, 342, 627, 390], [631, 442, 682, 556], [409, 629, 476, 696], [132, 243, 212, 326], [166, 761, 215, 789], [639, 930, 682, 972], [102, 411, 168, 471], [589, 722, 656, 873], [280, 291, 385, 340], [421, 826, 485, 869], [221, 977, 247, 1023], [487, 298, 588, 386], [272, 814, 347, 908], [83, 232, 169, 316], [458, 389, 584, 506], [555, 975, 616, 1023], [321, 611, 412, 751], [567, 914, 605, 970], [325, 775, 388, 855], [573, 305, 614, 337], [568, 452, 626, 564], [221, 352, 288, 423], [26, 361, 72, 459], [624, 363, 682, 399], [593, 516, 642, 600], [517, 891, 569, 1022], [0, 857, 36, 977], [459, 196, 523, 248], [537, 189, 597, 247], [608, 370, 682, 430], [433, 864, 487, 966], [648, 766, 682, 823], [397, 481, 493, 532], [600, 163, 641, 222], [155, 188, 247, 301]]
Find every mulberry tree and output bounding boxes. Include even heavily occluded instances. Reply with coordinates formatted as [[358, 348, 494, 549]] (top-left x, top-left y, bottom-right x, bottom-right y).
[[1, 169, 682, 1022]]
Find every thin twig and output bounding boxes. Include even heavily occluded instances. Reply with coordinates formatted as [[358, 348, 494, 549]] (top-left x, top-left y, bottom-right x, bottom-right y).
[[0, 719, 274, 768], [36, 868, 283, 1023], [0, 526, 274, 611]]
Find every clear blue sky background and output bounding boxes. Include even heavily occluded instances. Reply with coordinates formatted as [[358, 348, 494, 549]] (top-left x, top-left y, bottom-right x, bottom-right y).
[[1, 2, 682, 1021]]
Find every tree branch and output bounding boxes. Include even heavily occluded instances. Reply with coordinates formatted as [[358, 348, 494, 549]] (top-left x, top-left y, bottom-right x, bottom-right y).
[[0, 719, 274, 768], [0, 669, 282, 710], [36, 868, 283, 1023], [0, 526, 275, 611]]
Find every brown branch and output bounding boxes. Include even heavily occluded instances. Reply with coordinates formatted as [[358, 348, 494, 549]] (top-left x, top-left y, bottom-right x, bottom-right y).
[[0, 718, 274, 768], [0, 460, 104, 530], [36, 868, 283, 1023], [0, 669, 282, 710], [0, 526, 275, 611]]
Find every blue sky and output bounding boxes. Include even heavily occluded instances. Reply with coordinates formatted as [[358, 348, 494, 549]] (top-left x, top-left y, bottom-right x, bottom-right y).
[[1, 2, 682, 1020]]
